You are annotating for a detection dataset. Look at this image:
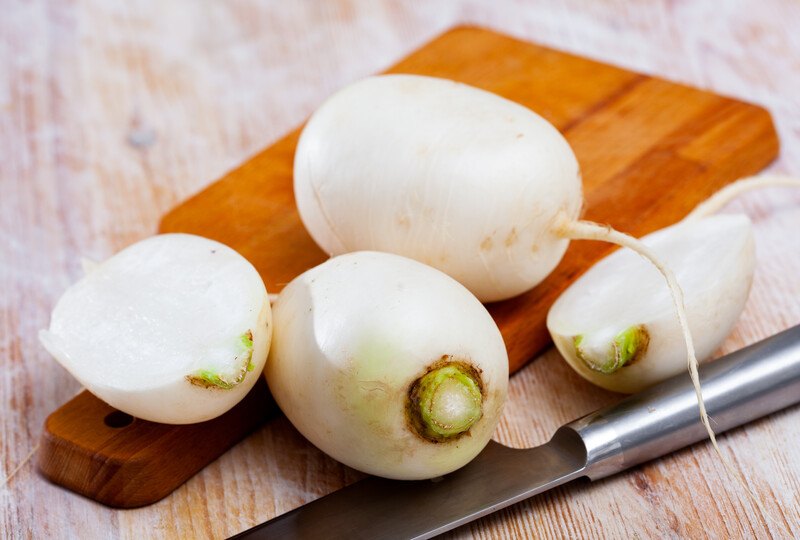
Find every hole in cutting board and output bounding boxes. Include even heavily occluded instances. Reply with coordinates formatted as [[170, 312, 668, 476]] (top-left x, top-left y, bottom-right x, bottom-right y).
[[104, 410, 134, 428]]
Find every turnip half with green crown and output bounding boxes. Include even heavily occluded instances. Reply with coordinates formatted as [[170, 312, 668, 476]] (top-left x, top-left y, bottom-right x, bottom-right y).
[[548, 214, 755, 394], [547, 174, 800, 393], [40, 233, 272, 424], [265, 251, 508, 480]]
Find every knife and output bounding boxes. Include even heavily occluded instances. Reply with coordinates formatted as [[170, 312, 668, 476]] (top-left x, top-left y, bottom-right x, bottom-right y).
[[232, 325, 800, 539]]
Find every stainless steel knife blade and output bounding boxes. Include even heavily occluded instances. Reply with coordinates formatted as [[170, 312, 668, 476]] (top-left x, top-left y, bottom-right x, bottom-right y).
[[231, 324, 800, 540], [234, 432, 586, 540]]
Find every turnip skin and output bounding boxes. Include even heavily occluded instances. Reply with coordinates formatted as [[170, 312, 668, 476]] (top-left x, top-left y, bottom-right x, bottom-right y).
[[548, 215, 755, 393], [264, 251, 508, 480], [40, 234, 272, 424], [294, 74, 582, 303]]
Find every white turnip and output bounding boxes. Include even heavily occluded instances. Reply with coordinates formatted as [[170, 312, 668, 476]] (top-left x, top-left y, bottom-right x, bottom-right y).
[[40, 233, 272, 424], [265, 251, 508, 480], [295, 74, 581, 303], [546, 174, 800, 394], [548, 214, 755, 393]]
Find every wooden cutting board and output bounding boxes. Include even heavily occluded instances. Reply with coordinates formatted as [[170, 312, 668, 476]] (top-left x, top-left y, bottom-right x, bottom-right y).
[[38, 26, 778, 508]]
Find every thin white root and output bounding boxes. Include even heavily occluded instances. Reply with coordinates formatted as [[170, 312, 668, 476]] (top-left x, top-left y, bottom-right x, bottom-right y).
[[684, 174, 800, 221], [1, 386, 86, 491], [556, 217, 776, 528], [0, 442, 40, 490]]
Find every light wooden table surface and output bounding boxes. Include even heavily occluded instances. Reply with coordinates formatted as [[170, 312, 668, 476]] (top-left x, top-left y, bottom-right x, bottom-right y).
[[2, 1, 800, 538]]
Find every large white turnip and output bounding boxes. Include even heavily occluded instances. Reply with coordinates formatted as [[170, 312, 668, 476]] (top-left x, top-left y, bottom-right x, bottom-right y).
[[265, 251, 508, 480]]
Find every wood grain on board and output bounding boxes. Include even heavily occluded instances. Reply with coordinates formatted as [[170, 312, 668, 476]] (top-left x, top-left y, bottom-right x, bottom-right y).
[[37, 380, 274, 508], [160, 26, 779, 374]]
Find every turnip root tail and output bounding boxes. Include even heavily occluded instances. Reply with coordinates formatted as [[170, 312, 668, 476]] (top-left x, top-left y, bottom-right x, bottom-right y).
[[0, 442, 40, 490], [555, 217, 775, 526], [1, 385, 86, 490], [684, 174, 800, 221]]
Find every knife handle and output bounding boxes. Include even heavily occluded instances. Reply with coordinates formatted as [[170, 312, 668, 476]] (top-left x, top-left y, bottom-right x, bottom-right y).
[[563, 324, 800, 480]]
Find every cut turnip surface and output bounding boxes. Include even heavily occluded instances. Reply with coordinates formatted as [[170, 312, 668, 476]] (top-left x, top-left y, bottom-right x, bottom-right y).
[[39, 233, 272, 424], [547, 214, 755, 394], [265, 251, 509, 480]]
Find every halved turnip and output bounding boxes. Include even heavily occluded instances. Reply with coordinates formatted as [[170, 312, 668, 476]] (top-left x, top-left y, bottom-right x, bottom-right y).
[[264, 251, 508, 480], [39, 233, 271, 424], [548, 214, 755, 393]]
